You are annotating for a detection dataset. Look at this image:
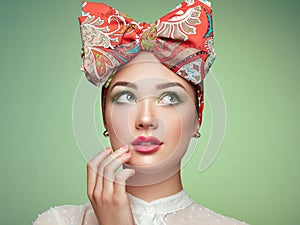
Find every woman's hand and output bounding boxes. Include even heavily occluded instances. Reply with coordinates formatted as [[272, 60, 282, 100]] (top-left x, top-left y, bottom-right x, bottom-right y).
[[87, 146, 135, 225]]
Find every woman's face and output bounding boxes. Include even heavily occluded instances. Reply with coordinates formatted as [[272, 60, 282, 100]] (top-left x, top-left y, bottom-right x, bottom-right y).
[[104, 52, 199, 169]]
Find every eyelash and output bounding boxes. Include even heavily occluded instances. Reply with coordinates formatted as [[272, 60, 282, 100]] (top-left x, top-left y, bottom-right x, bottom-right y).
[[157, 92, 181, 106], [113, 91, 136, 104], [112, 91, 182, 106]]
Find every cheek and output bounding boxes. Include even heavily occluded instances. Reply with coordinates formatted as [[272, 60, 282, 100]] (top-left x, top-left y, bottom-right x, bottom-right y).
[[160, 107, 196, 162], [169, 104, 197, 135], [168, 106, 197, 157], [182, 110, 198, 134], [156, 107, 181, 135], [105, 103, 134, 147]]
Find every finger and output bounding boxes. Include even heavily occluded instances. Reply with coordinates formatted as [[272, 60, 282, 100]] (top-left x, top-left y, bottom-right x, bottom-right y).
[[97, 146, 129, 181], [114, 168, 135, 196], [87, 148, 112, 200], [94, 146, 129, 198], [101, 154, 124, 197]]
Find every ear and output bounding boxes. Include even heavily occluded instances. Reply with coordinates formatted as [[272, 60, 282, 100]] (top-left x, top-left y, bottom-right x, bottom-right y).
[[191, 122, 200, 137]]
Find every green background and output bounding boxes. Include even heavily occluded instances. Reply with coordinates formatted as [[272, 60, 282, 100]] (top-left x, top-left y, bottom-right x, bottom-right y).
[[0, 0, 299, 224]]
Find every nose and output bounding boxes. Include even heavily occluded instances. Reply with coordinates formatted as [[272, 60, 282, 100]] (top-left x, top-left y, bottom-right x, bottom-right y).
[[135, 98, 158, 130]]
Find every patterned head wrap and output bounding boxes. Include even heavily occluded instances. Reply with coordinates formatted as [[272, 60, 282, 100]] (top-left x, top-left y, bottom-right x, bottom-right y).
[[78, 0, 216, 127]]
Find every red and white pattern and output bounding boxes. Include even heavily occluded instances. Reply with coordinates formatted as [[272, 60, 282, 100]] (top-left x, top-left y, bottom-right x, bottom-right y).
[[78, 0, 215, 86]]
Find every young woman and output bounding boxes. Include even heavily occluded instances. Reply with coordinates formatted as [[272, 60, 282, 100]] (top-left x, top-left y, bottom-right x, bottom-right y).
[[33, 1, 248, 224]]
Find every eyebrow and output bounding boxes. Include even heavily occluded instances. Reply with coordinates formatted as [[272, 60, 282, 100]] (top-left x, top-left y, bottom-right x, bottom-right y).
[[110, 81, 186, 91], [155, 82, 186, 91], [110, 81, 138, 91]]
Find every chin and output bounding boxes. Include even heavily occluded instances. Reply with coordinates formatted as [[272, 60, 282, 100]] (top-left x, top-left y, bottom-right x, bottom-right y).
[[124, 151, 183, 174]]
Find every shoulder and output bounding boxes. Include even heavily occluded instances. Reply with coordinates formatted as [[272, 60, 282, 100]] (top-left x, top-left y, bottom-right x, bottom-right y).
[[32, 204, 93, 225], [166, 201, 249, 225], [189, 202, 249, 225]]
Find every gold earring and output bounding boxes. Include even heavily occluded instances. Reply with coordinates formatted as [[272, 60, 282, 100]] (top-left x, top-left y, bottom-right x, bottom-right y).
[[103, 130, 109, 137], [193, 131, 201, 138]]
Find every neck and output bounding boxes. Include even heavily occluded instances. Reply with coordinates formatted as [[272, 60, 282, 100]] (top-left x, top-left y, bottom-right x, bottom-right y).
[[125, 166, 183, 202]]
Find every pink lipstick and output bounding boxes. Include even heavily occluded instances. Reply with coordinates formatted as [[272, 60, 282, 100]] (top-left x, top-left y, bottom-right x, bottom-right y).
[[131, 136, 162, 153]]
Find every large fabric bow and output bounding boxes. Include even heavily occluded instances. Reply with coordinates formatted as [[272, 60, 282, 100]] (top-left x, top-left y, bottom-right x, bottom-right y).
[[78, 0, 216, 87]]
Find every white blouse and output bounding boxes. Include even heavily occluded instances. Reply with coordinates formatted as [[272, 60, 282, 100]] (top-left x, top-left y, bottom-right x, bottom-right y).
[[33, 190, 249, 225]]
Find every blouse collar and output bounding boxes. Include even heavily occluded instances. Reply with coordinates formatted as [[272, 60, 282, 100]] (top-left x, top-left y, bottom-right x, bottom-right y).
[[127, 189, 193, 216]]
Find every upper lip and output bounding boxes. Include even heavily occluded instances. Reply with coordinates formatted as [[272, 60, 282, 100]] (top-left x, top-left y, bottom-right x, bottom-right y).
[[131, 136, 162, 146]]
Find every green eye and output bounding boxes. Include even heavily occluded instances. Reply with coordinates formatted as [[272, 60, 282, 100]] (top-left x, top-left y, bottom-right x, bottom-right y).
[[157, 93, 181, 105], [114, 91, 136, 104]]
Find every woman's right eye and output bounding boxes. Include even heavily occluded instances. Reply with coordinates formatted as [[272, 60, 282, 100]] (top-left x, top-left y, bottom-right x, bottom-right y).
[[114, 92, 136, 104]]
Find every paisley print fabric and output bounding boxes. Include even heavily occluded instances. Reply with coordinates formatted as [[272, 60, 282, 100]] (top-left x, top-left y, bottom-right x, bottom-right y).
[[78, 0, 216, 87]]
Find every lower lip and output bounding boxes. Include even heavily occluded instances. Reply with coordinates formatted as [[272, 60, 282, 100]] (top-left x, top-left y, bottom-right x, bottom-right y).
[[132, 144, 162, 154]]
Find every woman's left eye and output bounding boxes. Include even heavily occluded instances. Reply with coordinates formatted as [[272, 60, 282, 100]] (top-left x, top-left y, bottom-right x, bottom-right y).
[[157, 93, 180, 105]]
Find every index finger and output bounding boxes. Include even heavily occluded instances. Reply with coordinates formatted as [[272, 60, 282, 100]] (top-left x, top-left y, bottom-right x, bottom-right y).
[[87, 148, 112, 199]]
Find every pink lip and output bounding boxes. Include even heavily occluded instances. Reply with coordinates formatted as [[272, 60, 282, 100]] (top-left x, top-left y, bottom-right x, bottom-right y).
[[131, 136, 162, 154]]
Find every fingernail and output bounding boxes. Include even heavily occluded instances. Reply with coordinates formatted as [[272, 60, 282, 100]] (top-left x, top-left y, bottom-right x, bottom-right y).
[[105, 147, 112, 153], [128, 169, 135, 177], [123, 152, 131, 158], [120, 145, 128, 151]]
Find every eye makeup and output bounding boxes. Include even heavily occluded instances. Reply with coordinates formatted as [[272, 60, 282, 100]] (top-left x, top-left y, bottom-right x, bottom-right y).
[[109, 81, 189, 107], [112, 89, 185, 106], [112, 90, 137, 104], [156, 92, 183, 106]]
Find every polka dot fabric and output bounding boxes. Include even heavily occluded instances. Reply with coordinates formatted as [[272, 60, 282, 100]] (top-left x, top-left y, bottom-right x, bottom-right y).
[[33, 190, 249, 225]]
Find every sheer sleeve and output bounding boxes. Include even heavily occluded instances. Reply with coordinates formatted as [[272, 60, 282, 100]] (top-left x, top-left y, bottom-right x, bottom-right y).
[[164, 202, 249, 225], [32, 204, 89, 225]]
